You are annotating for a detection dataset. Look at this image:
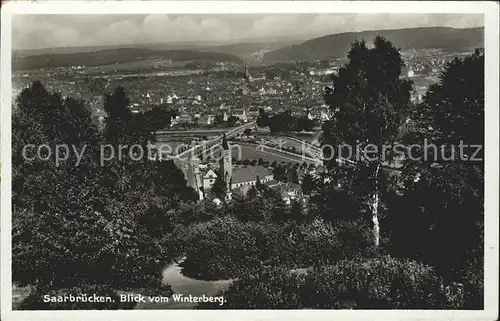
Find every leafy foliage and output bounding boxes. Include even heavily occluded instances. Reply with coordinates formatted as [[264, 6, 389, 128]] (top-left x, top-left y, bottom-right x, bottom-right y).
[[387, 49, 485, 308], [177, 216, 289, 280], [11, 38, 486, 311], [12, 82, 192, 309], [320, 36, 413, 246], [210, 175, 227, 200], [199, 256, 464, 309], [258, 110, 316, 133]]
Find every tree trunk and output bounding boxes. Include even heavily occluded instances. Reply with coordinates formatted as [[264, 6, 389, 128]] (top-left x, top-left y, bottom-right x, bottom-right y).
[[371, 164, 381, 246]]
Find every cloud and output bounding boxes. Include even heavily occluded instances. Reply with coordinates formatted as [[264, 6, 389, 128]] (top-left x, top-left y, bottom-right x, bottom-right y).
[[12, 13, 484, 50], [244, 15, 302, 38], [200, 18, 232, 40], [13, 17, 82, 48], [97, 19, 143, 45]]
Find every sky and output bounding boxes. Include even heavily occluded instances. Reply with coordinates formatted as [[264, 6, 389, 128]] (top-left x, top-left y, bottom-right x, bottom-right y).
[[12, 13, 484, 50]]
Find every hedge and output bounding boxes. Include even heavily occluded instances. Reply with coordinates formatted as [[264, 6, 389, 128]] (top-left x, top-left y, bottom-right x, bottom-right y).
[[198, 256, 465, 309], [178, 217, 376, 280], [177, 216, 291, 280]]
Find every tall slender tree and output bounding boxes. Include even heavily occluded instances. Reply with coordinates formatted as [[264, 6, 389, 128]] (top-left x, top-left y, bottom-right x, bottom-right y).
[[321, 37, 413, 246]]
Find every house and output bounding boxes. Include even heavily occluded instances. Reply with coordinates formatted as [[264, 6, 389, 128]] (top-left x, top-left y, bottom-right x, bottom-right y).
[[236, 86, 250, 96], [232, 109, 247, 122], [199, 114, 215, 126], [247, 106, 260, 118], [176, 114, 193, 125], [271, 182, 303, 205], [202, 169, 219, 190], [266, 87, 277, 95], [231, 165, 274, 191]]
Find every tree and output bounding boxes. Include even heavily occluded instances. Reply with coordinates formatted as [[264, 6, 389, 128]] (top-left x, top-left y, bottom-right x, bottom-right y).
[[268, 111, 296, 133], [296, 117, 315, 132], [255, 176, 262, 189], [290, 201, 303, 222], [214, 113, 224, 125], [102, 85, 134, 144], [12, 82, 193, 309], [301, 172, 316, 197], [134, 106, 178, 134], [211, 175, 227, 200], [257, 108, 269, 127], [287, 166, 300, 184], [387, 50, 485, 308], [321, 37, 413, 246], [273, 165, 287, 182], [232, 188, 272, 222], [227, 115, 239, 127]]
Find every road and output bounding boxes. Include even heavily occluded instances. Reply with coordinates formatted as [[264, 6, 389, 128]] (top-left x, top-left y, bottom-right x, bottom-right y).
[[176, 121, 256, 160]]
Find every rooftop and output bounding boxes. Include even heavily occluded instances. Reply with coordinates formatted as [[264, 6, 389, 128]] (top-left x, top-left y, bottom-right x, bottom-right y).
[[231, 165, 273, 184]]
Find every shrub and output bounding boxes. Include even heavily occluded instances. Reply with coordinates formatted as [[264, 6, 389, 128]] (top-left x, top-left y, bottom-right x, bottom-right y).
[[289, 218, 373, 267], [199, 256, 458, 309], [458, 257, 483, 309], [302, 256, 446, 309], [178, 216, 375, 280], [177, 217, 289, 280], [170, 200, 226, 226], [198, 266, 307, 309]]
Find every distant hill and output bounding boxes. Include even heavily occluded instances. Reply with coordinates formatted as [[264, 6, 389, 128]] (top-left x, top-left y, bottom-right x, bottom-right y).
[[13, 41, 233, 57], [198, 41, 303, 65], [12, 48, 243, 70], [263, 27, 484, 63], [199, 40, 303, 56]]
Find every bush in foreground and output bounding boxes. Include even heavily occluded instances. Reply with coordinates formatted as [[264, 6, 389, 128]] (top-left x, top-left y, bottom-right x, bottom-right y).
[[178, 216, 377, 280], [198, 256, 465, 309], [290, 218, 374, 267], [177, 216, 290, 280]]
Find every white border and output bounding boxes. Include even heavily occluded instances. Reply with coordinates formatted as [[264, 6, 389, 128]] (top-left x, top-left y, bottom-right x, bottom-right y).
[[1, 1, 498, 321]]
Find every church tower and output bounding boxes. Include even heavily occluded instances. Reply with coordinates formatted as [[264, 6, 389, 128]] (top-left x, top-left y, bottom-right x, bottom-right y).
[[185, 156, 204, 201], [244, 64, 252, 83], [219, 134, 232, 200]]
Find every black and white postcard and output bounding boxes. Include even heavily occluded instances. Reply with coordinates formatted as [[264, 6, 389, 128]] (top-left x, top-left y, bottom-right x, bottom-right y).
[[1, 1, 498, 321]]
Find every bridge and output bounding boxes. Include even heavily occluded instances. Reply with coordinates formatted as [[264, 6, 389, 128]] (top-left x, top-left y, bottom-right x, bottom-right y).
[[234, 141, 323, 166], [155, 121, 257, 161], [156, 128, 238, 140], [278, 135, 323, 159], [153, 123, 358, 168], [253, 133, 323, 159]]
